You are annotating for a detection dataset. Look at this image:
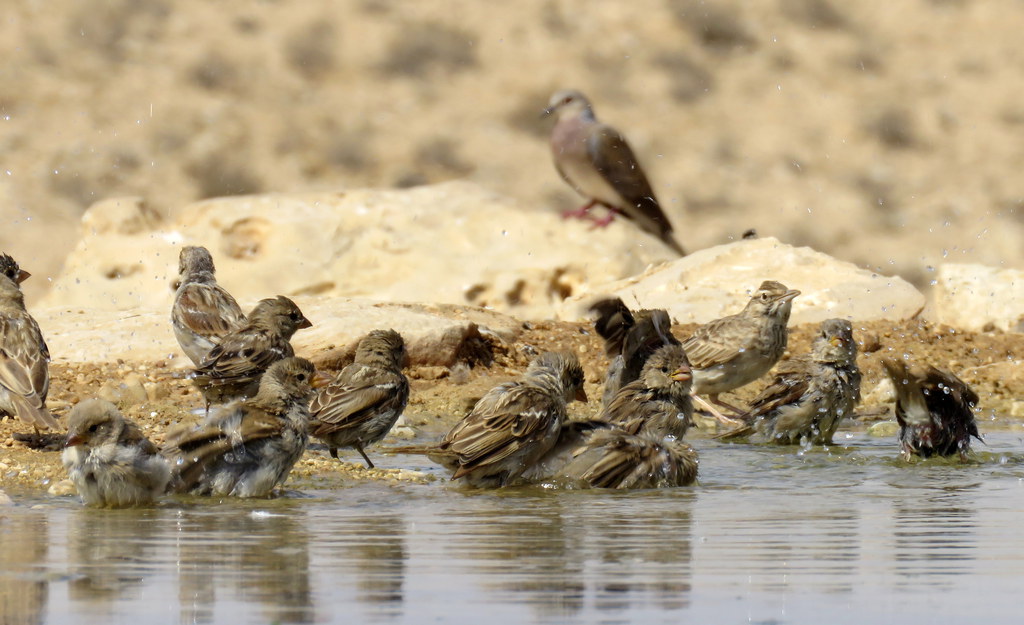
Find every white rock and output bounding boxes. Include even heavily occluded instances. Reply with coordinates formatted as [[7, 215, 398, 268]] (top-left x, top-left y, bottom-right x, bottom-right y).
[[931, 263, 1024, 331], [40, 182, 676, 319], [35, 297, 521, 368], [557, 237, 925, 324]]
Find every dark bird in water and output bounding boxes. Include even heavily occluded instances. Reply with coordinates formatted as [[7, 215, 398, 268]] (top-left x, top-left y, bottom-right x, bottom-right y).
[[882, 359, 982, 461], [590, 297, 680, 407]]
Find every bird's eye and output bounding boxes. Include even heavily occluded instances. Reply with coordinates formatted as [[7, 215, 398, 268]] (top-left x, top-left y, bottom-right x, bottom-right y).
[[88, 424, 99, 433], [760, 293, 771, 302], [562, 96, 573, 104], [289, 312, 300, 321], [297, 373, 306, 382], [660, 366, 668, 373]]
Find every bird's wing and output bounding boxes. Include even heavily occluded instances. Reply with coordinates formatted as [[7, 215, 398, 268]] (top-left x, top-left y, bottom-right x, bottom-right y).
[[119, 419, 160, 456], [195, 330, 291, 381], [590, 297, 634, 357], [0, 315, 49, 400], [587, 124, 673, 236], [310, 366, 408, 434], [165, 407, 284, 490], [682, 315, 754, 369], [445, 386, 559, 478], [747, 359, 813, 418], [173, 283, 246, 339]]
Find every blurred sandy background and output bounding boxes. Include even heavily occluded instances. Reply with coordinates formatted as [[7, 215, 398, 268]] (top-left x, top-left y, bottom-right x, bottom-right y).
[[3, 0, 1023, 305]]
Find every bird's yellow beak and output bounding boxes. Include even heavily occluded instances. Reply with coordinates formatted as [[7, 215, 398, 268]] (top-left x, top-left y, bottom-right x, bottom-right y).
[[672, 367, 692, 382]]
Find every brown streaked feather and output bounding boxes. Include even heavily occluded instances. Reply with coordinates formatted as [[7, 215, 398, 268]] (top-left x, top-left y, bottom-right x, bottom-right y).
[[682, 316, 759, 369], [173, 283, 245, 339], [309, 373, 403, 434]]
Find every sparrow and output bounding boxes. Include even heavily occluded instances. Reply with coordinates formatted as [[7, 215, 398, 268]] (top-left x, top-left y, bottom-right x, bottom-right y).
[[590, 297, 680, 407], [557, 426, 698, 489], [719, 318, 861, 445], [165, 357, 324, 497], [0, 253, 30, 285], [171, 245, 247, 366], [0, 275, 58, 431], [682, 280, 799, 424], [430, 351, 587, 488], [882, 359, 982, 461], [544, 89, 686, 256], [600, 344, 694, 440], [191, 296, 312, 409], [62, 399, 170, 507], [309, 329, 409, 468]]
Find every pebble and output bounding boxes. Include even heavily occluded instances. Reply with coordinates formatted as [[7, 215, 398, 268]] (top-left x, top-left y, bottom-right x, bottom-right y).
[[48, 480, 77, 497]]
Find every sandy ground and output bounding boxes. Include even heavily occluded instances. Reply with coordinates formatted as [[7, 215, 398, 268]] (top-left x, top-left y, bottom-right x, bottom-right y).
[[6, 1, 1024, 303], [2, 318, 1022, 495]]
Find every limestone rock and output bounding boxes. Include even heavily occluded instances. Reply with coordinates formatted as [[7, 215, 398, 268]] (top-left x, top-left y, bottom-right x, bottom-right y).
[[35, 297, 521, 368], [40, 182, 676, 319], [931, 263, 1024, 331], [558, 237, 925, 325]]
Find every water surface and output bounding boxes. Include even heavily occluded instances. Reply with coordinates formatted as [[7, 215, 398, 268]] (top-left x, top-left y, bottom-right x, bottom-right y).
[[3, 431, 1024, 624]]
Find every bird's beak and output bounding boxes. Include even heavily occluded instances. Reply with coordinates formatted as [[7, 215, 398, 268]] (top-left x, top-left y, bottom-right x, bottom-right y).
[[672, 367, 692, 382], [15, 269, 30, 284], [541, 105, 556, 118], [298, 316, 313, 329], [65, 434, 85, 448], [830, 336, 844, 348], [778, 289, 801, 303], [312, 371, 331, 389], [575, 386, 589, 403]]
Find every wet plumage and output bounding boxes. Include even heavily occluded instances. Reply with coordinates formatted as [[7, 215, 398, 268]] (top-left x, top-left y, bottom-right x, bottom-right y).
[[0, 275, 57, 431], [432, 351, 587, 488], [310, 329, 409, 468], [557, 426, 698, 489], [191, 296, 311, 408], [882, 359, 981, 461], [166, 357, 321, 497], [720, 318, 861, 445], [600, 344, 694, 440], [590, 297, 680, 407], [171, 246, 246, 366], [62, 399, 170, 507], [0, 253, 30, 285]]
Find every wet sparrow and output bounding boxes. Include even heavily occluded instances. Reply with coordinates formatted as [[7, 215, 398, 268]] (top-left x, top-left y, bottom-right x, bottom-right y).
[[557, 425, 698, 489], [166, 357, 323, 497], [721, 318, 861, 445], [600, 344, 693, 440], [62, 399, 170, 507], [0, 253, 30, 285], [882, 359, 981, 461], [590, 297, 680, 407], [309, 329, 409, 468], [432, 351, 587, 488]]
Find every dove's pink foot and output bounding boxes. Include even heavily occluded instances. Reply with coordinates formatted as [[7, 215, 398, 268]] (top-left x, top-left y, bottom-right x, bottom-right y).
[[587, 210, 620, 229], [561, 200, 597, 220]]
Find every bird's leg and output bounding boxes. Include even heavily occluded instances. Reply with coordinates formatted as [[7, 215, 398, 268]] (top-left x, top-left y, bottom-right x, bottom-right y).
[[328, 446, 339, 460], [710, 394, 751, 420], [355, 444, 375, 469], [690, 392, 744, 426], [587, 207, 622, 229], [561, 200, 596, 220]]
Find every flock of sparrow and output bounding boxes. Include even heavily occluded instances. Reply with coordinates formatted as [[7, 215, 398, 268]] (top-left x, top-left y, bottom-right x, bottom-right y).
[[0, 90, 982, 507], [0, 241, 983, 509]]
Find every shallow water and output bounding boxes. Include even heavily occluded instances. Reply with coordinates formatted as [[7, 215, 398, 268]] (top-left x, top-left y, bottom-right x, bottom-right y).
[[3, 431, 1024, 624]]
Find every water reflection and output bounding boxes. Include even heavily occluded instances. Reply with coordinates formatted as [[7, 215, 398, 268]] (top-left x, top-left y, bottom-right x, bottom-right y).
[[175, 503, 313, 624], [0, 510, 48, 625], [68, 508, 163, 615]]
